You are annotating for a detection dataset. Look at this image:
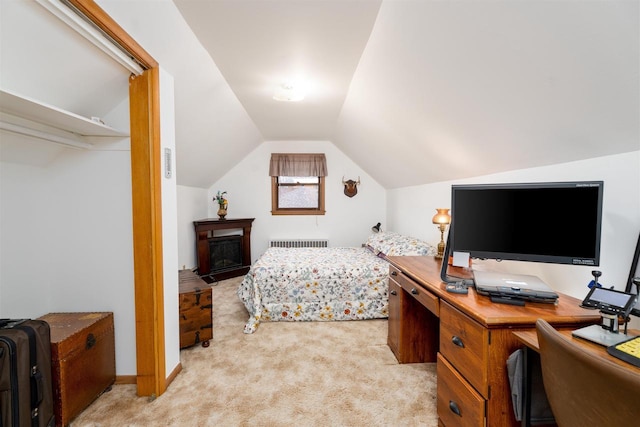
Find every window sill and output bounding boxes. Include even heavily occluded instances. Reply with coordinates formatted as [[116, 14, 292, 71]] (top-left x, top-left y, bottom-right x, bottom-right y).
[[271, 209, 326, 216]]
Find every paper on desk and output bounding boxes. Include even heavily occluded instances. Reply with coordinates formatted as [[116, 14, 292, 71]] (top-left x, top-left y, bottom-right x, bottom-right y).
[[452, 251, 470, 267]]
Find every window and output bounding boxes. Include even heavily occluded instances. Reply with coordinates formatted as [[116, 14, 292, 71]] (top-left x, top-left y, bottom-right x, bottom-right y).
[[270, 153, 327, 215], [271, 176, 325, 215]]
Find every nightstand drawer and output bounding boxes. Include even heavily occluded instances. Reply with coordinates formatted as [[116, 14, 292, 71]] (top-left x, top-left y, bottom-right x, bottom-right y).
[[437, 353, 485, 427], [439, 301, 489, 397], [390, 266, 439, 315]]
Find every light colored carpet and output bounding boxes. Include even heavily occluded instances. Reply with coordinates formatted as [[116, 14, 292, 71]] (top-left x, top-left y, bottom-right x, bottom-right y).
[[71, 277, 438, 426]]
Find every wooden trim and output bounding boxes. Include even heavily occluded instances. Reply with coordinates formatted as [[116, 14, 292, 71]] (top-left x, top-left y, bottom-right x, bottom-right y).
[[165, 362, 183, 388], [129, 67, 166, 397], [72, 0, 166, 399], [271, 176, 326, 215], [114, 375, 137, 385], [67, 0, 176, 399], [67, 0, 158, 69], [115, 368, 182, 387], [271, 177, 278, 212]]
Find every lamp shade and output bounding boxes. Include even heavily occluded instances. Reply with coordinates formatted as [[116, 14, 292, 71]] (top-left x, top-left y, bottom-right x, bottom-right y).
[[432, 208, 451, 225], [371, 222, 381, 233]]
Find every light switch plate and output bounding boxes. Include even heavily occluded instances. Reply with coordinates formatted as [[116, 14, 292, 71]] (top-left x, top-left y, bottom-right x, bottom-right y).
[[164, 148, 172, 179]]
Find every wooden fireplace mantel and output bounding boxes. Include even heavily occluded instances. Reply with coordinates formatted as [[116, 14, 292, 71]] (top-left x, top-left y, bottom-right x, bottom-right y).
[[193, 218, 255, 281]]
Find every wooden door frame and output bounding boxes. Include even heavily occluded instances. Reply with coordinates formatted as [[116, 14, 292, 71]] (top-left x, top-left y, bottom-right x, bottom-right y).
[[70, 0, 167, 397]]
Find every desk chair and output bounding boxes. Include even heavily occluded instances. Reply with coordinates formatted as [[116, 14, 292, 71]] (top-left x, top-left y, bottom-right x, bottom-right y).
[[536, 319, 640, 426]]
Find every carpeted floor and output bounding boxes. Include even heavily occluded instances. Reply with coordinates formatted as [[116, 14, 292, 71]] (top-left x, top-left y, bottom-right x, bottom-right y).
[[71, 277, 438, 426]]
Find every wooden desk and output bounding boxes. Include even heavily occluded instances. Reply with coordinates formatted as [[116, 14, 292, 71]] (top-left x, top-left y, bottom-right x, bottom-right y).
[[386, 256, 601, 427], [513, 329, 640, 373], [513, 329, 640, 427]]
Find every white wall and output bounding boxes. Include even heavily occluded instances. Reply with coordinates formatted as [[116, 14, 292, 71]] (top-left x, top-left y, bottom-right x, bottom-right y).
[[0, 69, 184, 379], [159, 68, 180, 377], [176, 185, 208, 270], [0, 109, 138, 375], [206, 140, 387, 261], [388, 151, 640, 326]]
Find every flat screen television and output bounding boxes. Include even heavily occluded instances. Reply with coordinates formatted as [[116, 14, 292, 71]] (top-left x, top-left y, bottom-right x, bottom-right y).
[[449, 181, 604, 266]]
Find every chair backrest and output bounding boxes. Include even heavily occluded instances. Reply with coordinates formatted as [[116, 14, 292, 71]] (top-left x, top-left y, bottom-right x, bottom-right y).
[[536, 319, 640, 427]]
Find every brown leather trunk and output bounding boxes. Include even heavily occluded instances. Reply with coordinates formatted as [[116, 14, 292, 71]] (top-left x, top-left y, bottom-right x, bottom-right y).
[[179, 270, 213, 348], [38, 312, 115, 427]]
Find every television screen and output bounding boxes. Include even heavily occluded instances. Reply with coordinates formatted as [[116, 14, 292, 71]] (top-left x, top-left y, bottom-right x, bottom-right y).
[[450, 181, 604, 266]]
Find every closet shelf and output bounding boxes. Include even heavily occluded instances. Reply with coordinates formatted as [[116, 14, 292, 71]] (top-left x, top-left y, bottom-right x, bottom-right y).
[[0, 89, 128, 149]]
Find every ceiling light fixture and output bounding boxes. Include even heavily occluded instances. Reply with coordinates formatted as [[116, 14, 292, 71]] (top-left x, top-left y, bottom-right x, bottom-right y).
[[273, 83, 305, 102]]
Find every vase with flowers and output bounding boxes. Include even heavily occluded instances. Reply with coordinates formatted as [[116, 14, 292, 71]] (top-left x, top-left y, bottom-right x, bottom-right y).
[[214, 191, 228, 220]]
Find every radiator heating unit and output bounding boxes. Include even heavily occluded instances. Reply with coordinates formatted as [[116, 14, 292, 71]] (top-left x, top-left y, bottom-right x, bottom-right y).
[[269, 239, 329, 248]]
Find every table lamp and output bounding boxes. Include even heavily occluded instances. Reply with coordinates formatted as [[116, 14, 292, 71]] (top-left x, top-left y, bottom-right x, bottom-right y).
[[432, 208, 451, 259]]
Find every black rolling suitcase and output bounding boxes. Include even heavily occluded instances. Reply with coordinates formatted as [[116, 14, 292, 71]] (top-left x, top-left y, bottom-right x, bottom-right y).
[[0, 319, 55, 427]]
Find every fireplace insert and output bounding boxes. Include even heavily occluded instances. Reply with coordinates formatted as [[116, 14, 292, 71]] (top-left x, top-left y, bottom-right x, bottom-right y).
[[209, 235, 243, 273]]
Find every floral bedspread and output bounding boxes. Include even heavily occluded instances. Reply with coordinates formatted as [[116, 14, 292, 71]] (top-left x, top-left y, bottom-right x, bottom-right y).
[[237, 247, 390, 333]]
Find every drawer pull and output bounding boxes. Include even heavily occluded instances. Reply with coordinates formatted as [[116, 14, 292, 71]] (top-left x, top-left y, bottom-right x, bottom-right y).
[[451, 335, 465, 348], [411, 288, 418, 295], [390, 290, 397, 296], [391, 271, 398, 276], [449, 400, 462, 417]]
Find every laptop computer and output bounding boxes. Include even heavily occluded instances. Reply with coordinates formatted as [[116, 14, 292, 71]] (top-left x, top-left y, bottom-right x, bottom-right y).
[[473, 270, 559, 303]]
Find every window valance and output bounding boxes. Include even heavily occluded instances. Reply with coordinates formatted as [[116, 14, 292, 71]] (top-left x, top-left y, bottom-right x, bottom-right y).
[[269, 153, 327, 177]]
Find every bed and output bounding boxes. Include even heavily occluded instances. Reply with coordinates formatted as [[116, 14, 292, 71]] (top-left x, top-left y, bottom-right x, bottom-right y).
[[237, 231, 436, 333]]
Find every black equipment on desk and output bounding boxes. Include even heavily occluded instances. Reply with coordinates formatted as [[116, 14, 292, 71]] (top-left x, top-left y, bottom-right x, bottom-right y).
[[623, 231, 640, 317], [607, 335, 640, 368], [449, 181, 603, 266], [580, 286, 636, 317], [582, 286, 636, 335], [573, 287, 637, 347]]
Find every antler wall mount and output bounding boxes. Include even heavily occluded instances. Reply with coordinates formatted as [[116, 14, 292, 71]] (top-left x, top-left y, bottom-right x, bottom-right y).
[[342, 176, 360, 197]]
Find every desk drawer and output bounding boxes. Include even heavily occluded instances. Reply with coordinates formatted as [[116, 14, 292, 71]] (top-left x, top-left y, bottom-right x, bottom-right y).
[[439, 302, 489, 397], [389, 266, 439, 316], [437, 353, 485, 427]]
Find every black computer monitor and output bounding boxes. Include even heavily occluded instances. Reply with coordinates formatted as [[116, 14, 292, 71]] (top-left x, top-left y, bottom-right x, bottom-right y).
[[449, 181, 604, 266]]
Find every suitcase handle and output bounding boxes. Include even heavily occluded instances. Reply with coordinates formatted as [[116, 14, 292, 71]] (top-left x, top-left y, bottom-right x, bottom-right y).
[[32, 367, 44, 408], [0, 319, 27, 329], [14, 324, 43, 427]]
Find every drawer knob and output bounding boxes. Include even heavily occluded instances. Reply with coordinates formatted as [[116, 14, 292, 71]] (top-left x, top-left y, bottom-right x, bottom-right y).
[[449, 400, 462, 417], [391, 271, 398, 276], [451, 335, 465, 348], [411, 288, 418, 295], [390, 290, 397, 296]]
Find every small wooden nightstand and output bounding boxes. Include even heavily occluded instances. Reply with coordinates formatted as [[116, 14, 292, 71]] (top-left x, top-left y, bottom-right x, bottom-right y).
[[179, 270, 213, 348]]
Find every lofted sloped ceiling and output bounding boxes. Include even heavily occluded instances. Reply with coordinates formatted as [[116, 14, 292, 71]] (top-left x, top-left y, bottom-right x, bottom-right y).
[[172, 0, 639, 189], [172, 0, 382, 141], [334, 1, 640, 188], [2, 1, 638, 190]]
